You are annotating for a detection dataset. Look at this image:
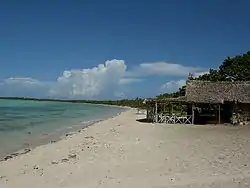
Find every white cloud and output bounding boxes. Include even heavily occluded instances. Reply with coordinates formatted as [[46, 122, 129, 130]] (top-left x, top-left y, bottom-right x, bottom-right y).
[[0, 77, 51, 98], [4, 77, 41, 85], [0, 59, 209, 99], [192, 71, 210, 78], [127, 62, 207, 77], [161, 79, 186, 93], [118, 78, 143, 85], [0, 60, 127, 99], [49, 59, 127, 98], [159, 70, 211, 94]]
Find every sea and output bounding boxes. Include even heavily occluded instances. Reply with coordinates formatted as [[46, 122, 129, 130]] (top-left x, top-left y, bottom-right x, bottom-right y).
[[0, 99, 126, 158]]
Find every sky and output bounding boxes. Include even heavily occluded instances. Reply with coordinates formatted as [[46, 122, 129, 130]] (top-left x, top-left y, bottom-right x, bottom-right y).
[[1, 0, 250, 99]]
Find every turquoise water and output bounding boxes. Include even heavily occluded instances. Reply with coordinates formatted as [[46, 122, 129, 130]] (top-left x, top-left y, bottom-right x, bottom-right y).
[[0, 99, 125, 157]]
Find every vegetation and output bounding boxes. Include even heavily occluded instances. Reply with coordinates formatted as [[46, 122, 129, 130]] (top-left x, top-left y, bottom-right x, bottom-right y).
[[79, 98, 148, 108], [196, 51, 250, 82], [1, 51, 250, 109], [156, 86, 186, 99], [0, 97, 148, 109], [157, 51, 250, 99]]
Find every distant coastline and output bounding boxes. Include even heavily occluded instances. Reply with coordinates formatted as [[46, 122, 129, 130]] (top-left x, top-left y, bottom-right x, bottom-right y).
[[0, 97, 146, 108], [0, 96, 109, 103], [0, 98, 127, 160]]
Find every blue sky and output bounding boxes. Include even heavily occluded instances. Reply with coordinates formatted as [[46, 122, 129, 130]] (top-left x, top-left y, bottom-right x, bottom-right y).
[[1, 0, 250, 99]]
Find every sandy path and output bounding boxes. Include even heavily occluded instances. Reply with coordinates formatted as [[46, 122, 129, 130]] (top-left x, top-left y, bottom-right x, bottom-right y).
[[1, 109, 250, 187]]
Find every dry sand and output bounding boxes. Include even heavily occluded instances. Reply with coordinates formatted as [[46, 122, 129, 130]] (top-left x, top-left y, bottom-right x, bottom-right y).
[[1, 109, 250, 188]]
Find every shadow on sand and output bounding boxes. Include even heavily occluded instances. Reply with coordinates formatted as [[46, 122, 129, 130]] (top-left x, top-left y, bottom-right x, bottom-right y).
[[136, 118, 152, 123]]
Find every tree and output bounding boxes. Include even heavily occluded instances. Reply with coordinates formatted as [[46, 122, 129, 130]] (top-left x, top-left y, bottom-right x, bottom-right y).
[[218, 51, 250, 81], [196, 69, 226, 81], [196, 51, 250, 82], [157, 51, 250, 99], [156, 85, 186, 99]]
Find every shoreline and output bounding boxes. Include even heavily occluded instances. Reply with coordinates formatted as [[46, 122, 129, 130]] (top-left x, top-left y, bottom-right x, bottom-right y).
[[0, 97, 135, 109], [0, 108, 130, 162], [1, 108, 250, 187], [81, 102, 133, 109]]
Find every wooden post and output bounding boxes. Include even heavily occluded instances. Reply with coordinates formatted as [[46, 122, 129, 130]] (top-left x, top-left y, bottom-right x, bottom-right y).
[[192, 104, 195, 124], [155, 102, 158, 123], [215, 104, 217, 124], [163, 103, 166, 123], [171, 103, 174, 123], [218, 104, 221, 124], [146, 108, 149, 120]]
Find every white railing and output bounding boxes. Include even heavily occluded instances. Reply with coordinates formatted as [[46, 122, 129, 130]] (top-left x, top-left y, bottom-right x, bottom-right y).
[[155, 113, 192, 124]]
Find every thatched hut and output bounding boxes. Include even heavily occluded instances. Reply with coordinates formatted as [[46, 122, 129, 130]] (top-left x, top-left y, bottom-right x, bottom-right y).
[[185, 80, 250, 104], [146, 80, 250, 125], [186, 80, 250, 124]]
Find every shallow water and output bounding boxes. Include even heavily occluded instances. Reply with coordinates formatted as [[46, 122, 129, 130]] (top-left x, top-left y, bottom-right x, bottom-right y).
[[0, 99, 125, 157]]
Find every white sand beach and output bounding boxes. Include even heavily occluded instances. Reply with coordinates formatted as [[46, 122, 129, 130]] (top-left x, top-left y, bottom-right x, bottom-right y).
[[1, 108, 250, 188]]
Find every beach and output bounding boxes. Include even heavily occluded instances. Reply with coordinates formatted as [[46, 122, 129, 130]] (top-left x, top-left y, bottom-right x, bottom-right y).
[[1, 108, 250, 187], [0, 99, 126, 158]]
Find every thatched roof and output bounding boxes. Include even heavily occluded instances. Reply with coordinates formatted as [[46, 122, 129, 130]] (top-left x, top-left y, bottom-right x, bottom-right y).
[[186, 80, 250, 104], [146, 80, 250, 105]]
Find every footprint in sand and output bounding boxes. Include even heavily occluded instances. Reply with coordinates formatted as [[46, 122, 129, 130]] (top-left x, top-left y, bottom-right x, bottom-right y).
[[51, 153, 78, 164], [84, 136, 95, 140], [33, 165, 44, 176], [0, 175, 7, 181], [51, 161, 59, 165]]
